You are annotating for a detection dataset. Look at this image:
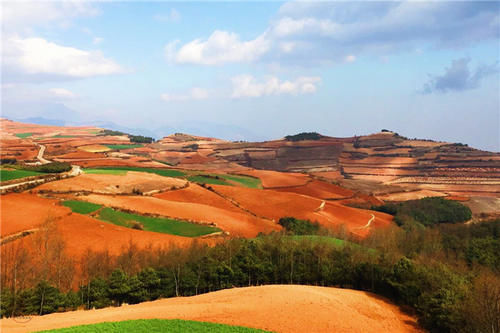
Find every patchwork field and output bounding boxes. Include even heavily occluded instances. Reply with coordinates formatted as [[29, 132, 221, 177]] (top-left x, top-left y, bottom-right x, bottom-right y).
[[36, 172, 188, 194]]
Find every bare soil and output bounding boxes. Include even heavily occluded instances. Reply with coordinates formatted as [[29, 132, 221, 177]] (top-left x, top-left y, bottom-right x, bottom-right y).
[[0, 285, 422, 333]]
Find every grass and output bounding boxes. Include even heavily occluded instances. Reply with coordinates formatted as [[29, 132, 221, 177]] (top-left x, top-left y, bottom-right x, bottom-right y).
[[221, 174, 262, 189], [289, 235, 347, 247], [0, 169, 42, 181], [37, 319, 271, 333], [62, 200, 102, 214], [105, 144, 143, 150], [98, 207, 220, 237], [84, 168, 128, 175], [83, 167, 185, 178], [15, 133, 33, 138], [187, 175, 231, 186]]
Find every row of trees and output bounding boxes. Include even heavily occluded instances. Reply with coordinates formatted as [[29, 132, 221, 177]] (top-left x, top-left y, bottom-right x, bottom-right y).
[[2, 217, 499, 332], [97, 129, 154, 143]]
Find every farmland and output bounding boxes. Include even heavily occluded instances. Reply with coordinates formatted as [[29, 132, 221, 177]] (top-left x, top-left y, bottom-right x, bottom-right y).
[[105, 144, 144, 150], [83, 166, 185, 178], [62, 200, 102, 214], [39, 319, 271, 333], [0, 118, 498, 333], [0, 168, 42, 181], [97, 207, 221, 237]]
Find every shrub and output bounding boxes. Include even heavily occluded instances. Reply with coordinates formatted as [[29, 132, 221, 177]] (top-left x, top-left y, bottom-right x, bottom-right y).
[[278, 217, 320, 235], [284, 132, 322, 142]]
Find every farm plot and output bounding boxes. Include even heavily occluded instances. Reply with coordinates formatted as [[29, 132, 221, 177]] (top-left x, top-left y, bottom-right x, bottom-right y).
[[38, 319, 270, 333], [105, 144, 144, 150], [83, 167, 185, 178], [97, 207, 221, 237], [37, 172, 187, 194], [0, 168, 42, 181]]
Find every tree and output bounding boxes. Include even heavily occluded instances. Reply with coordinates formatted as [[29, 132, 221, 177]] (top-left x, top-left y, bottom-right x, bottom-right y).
[[108, 269, 130, 306]]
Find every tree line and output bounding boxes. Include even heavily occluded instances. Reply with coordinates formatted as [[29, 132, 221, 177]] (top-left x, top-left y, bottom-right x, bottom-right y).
[[1, 215, 498, 332]]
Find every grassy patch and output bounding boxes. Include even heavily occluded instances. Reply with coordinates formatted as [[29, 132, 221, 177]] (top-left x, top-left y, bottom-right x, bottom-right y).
[[38, 319, 270, 333], [220, 174, 262, 188], [187, 175, 231, 186], [83, 168, 128, 175], [83, 167, 185, 178], [0, 169, 42, 181], [62, 200, 102, 214], [289, 235, 347, 247], [105, 144, 143, 150], [15, 133, 33, 138], [98, 208, 220, 237]]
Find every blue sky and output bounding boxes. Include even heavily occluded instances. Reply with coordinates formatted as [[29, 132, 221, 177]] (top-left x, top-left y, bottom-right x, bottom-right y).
[[2, 1, 499, 151]]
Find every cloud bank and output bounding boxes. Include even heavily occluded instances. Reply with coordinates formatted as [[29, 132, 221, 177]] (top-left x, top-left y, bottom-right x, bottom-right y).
[[166, 2, 499, 66]]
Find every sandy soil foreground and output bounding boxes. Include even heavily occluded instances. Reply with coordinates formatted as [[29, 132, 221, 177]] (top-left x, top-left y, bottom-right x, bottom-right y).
[[1, 285, 422, 333]]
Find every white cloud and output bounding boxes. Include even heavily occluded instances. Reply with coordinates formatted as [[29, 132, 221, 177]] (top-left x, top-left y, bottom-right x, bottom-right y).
[[166, 2, 499, 67], [167, 30, 270, 65], [3, 37, 123, 81], [231, 75, 321, 98], [2, 1, 99, 31], [49, 88, 77, 99], [161, 88, 209, 102], [154, 9, 181, 23], [93, 37, 104, 45]]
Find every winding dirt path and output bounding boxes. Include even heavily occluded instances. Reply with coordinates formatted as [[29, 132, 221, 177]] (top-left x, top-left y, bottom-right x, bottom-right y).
[[357, 214, 375, 229], [36, 144, 50, 164]]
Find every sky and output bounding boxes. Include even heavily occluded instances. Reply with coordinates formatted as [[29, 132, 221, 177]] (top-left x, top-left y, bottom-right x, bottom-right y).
[[1, 1, 499, 151]]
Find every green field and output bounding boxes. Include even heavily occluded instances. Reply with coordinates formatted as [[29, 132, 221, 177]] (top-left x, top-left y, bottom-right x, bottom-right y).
[[220, 174, 262, 188], [105, 144, 143, 150], [15, 132, 33, 138], [83, 168, 128, 175], [62, 200, 102, 214], [98, 207, 220, 237], [187, 175, 231, 186], [0, 169, 42, 181], [83, 167, 185, 178], [38, 319, 270, 333]]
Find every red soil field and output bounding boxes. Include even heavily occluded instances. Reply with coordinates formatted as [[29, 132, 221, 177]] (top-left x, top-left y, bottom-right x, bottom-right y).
[[446, 195, 470, 202], [210, 185, 392, 237], [1, 212, 200, 267], [154, 184, 243, 213], [0, 193, 71, 237], [77, 194, 280, 237], [274, 179, 354, 199], [237, 169, 310, 188], [310, 170, 343, 181], [0, 285, 422, 333]]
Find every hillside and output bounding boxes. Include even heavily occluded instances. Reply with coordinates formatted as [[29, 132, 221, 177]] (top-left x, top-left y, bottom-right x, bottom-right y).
[[0, 285, 422, 333]]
